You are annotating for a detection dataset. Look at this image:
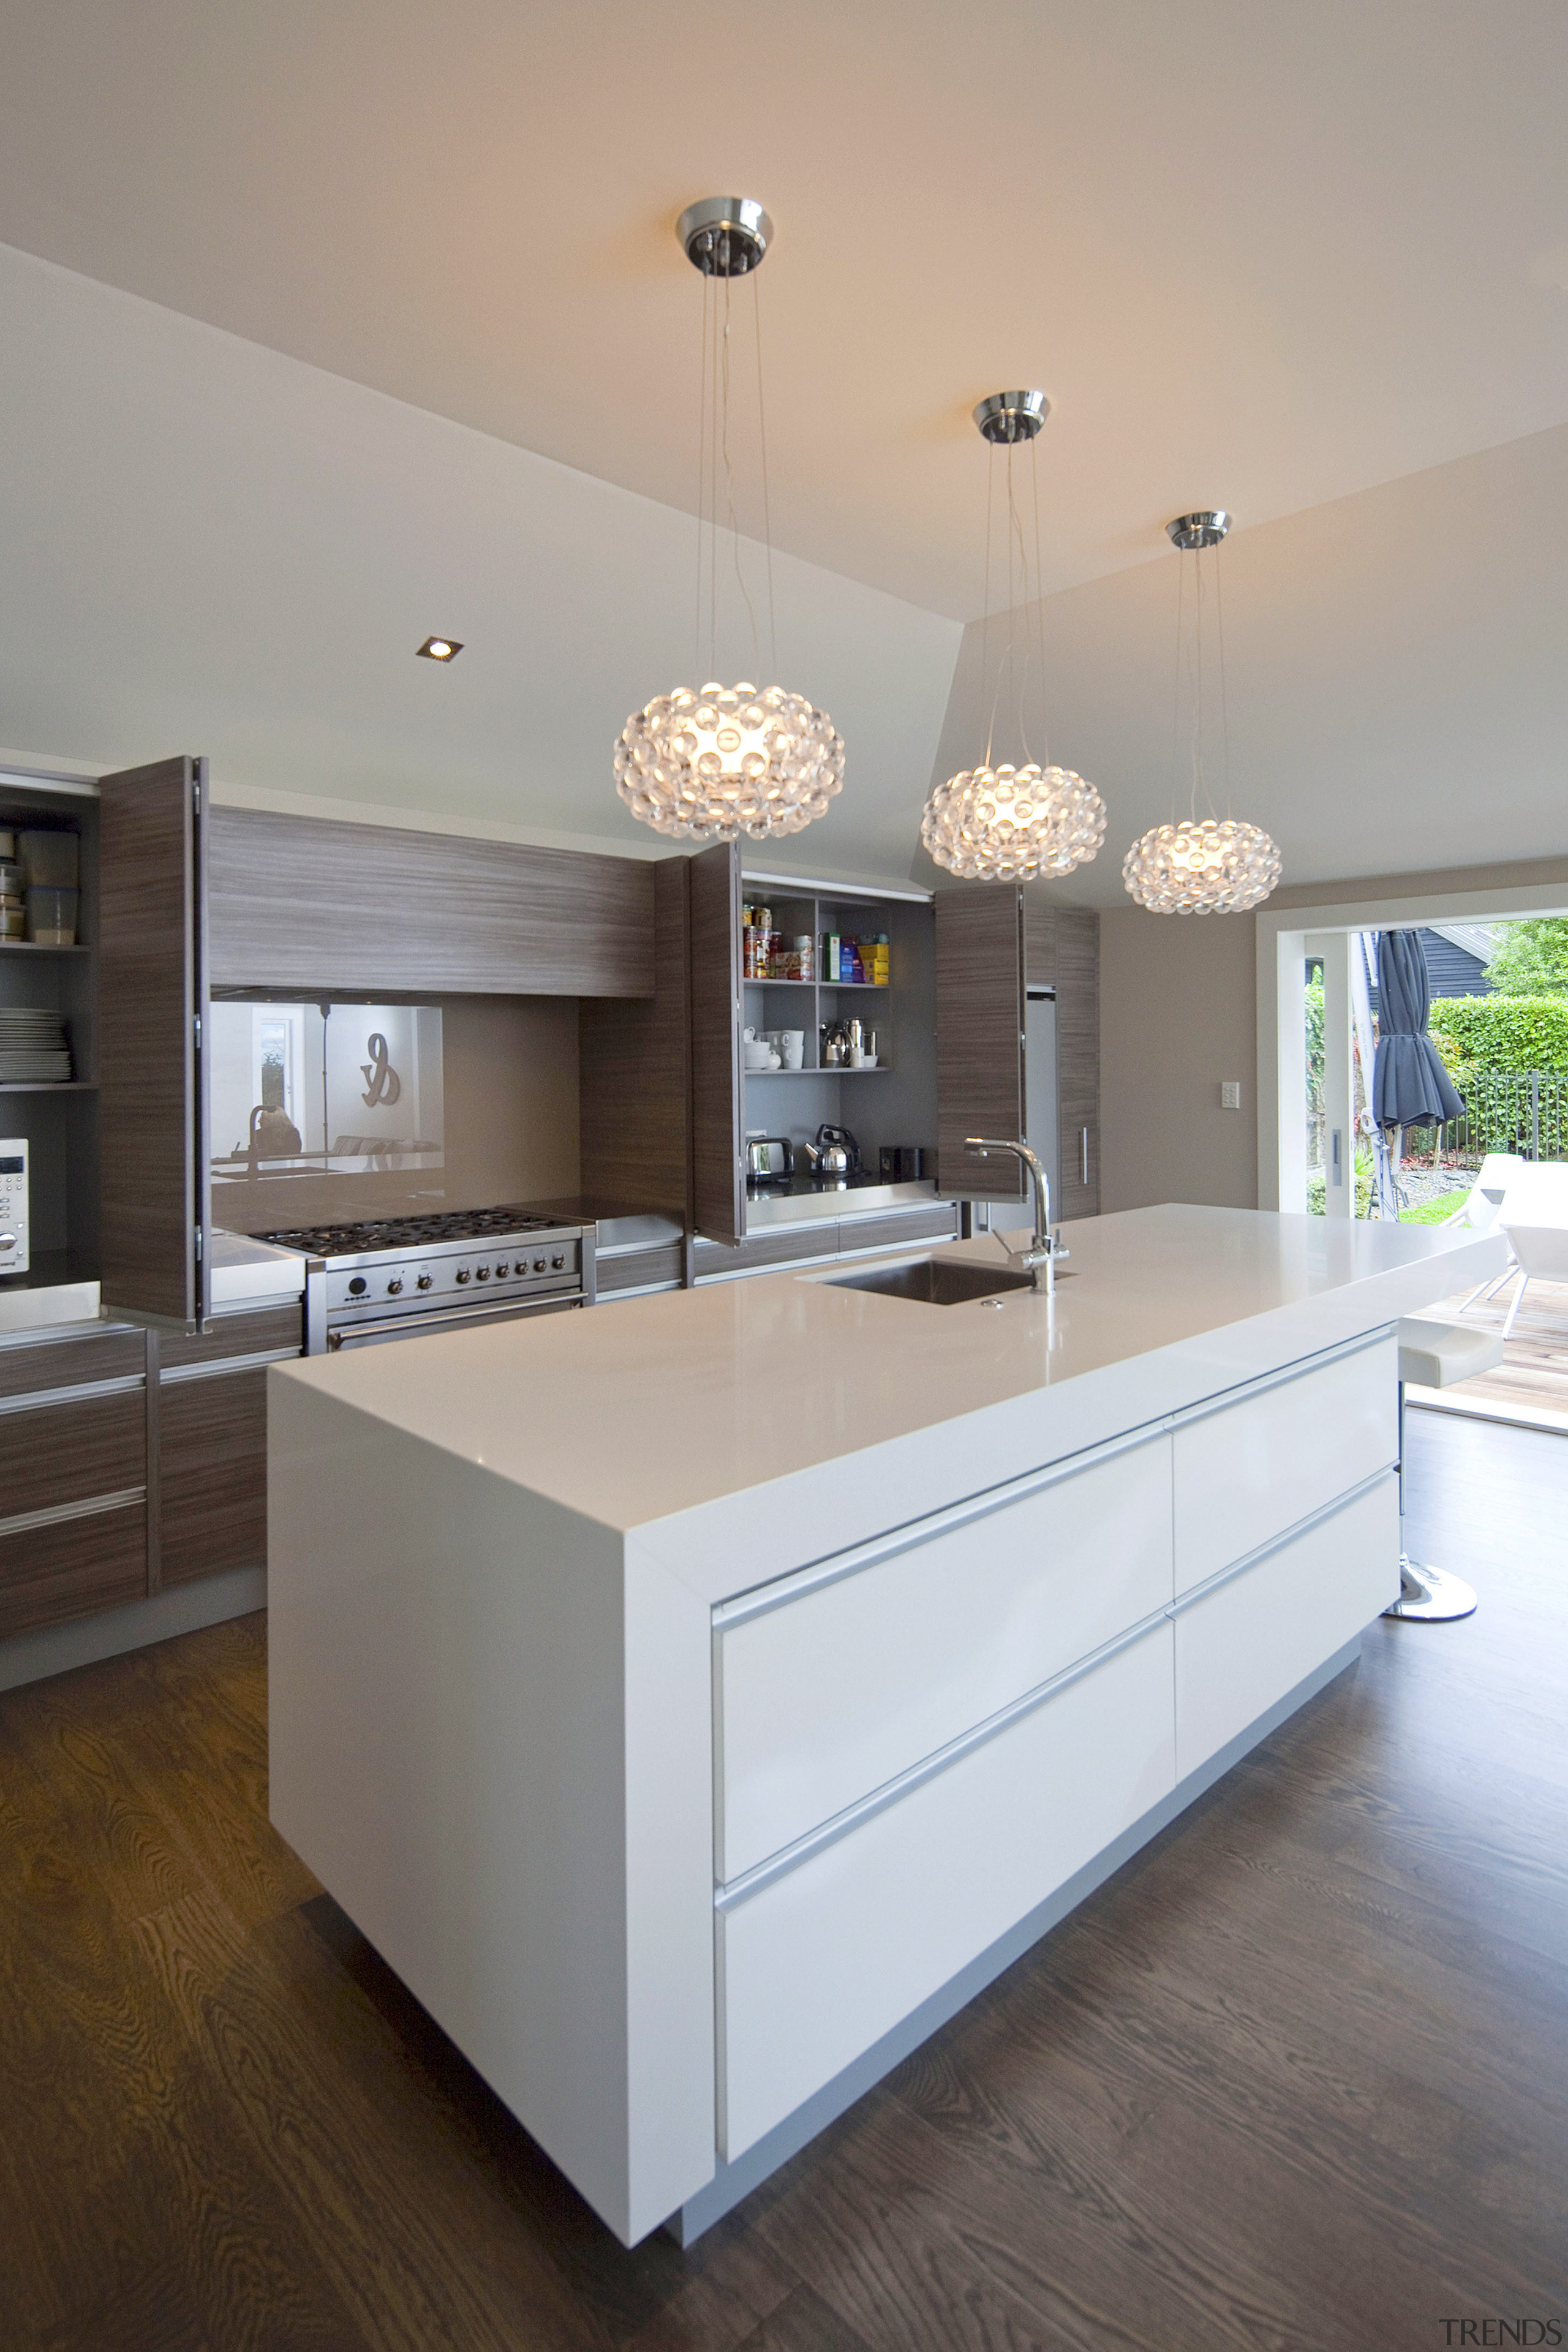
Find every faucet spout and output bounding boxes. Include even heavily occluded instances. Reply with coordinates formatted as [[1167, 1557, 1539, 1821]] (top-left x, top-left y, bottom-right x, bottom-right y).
[[964, 1137, 1066, 1294]]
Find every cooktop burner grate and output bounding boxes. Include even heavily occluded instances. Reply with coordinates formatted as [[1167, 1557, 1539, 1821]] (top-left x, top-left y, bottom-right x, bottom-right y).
[[256, 1207, 569, 1257]]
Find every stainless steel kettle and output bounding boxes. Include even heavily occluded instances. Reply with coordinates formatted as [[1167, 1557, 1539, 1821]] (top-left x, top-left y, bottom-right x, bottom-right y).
[[813, 1123, 861, 1178]]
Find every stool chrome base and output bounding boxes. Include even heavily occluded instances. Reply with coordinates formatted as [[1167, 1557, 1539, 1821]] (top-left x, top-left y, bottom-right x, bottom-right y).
[[1384, 1555, 1479, 1623]]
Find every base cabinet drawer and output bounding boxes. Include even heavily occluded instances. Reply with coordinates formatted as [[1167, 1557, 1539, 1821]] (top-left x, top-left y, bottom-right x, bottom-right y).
[[159, 1366, 268, 1587], [0, 1392, 145, 1520], [717, 1434, 1173, 1881], [1174, 1473, 1398, 1779], [717, 1626, 1175, 2162], [1173, 1338, 1396, 1595], [0, 1502, 147, 1640]]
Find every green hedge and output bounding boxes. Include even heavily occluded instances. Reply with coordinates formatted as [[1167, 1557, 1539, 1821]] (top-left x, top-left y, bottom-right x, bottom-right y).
[[1427, 995, 1568, 1075]]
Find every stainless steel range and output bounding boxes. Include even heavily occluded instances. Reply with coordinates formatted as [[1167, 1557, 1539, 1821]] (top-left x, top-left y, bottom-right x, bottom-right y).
[[256, 1207, 594, 1352]]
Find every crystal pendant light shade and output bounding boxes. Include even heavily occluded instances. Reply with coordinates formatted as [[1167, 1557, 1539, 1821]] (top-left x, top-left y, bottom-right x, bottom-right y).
[[1121, 817, 1281, 914], [919, 390, 1104, 883], [614, 681, 845, 843], [1123, 510, 1281, 914], [921, 761, 1107, 881], [617, 198, 843, 845]]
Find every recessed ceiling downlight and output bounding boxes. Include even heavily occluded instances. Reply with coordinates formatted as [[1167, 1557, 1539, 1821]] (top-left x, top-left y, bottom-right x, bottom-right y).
[[418, 636, 463, 662]]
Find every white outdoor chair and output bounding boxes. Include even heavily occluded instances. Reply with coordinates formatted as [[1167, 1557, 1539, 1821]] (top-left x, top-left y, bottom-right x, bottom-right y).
[[1496, 1197, 1568, 1338], [1456, 1152, 1523, 1310], [1387, 1316, 1504, 1621]]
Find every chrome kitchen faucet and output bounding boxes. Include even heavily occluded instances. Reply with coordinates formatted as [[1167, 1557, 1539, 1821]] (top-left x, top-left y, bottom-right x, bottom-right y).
[[965, 1138, 1069, 1297]]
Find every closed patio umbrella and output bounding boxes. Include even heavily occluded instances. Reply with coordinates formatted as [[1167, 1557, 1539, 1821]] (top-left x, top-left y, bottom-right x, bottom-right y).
[[1373, 929, 1465, 1189]]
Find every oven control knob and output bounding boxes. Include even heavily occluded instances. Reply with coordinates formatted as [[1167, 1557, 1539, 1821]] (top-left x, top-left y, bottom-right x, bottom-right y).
[[455, 1268, 471, 1285], [475, 1265, 490, 1281], [551, 1254, 565, 1270], [417, 1273, 433, 1290], [494, 1261, 510, 1278], [533, 1256, 548, 1273], [347, 1276, 368, 1296], [386, 1278, 403, 1295]]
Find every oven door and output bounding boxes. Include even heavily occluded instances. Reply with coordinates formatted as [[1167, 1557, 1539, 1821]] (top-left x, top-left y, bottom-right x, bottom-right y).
[[324, 1295, 582, 1352]]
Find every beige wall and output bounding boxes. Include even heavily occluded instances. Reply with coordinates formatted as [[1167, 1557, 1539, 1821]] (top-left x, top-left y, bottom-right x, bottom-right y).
[[441, 996, 580, 1208], [1101, 907, 1260, 1212], [1101, 850, 1568, 1215]]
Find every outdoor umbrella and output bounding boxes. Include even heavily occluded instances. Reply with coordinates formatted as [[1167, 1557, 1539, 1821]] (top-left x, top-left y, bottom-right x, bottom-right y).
[[1373, 929, 1465, 1191]]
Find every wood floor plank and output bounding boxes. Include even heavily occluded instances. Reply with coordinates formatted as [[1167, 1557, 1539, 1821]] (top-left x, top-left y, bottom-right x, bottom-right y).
[[1, 1414, 1564, 2350]]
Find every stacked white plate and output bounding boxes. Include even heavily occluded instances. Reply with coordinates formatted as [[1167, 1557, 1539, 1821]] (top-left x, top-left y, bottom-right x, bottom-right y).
[[0, 1005, 72, 1083]]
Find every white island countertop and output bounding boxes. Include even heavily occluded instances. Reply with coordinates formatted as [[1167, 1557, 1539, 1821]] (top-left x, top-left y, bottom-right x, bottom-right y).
[[274, 1205, 1502, 1597]]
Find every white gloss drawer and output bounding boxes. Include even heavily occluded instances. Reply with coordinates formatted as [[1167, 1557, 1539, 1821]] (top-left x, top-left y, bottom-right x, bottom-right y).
[[1174, 1471, 1398, 1779], [715, 1433, 1174, 1883], [717, 1624, 1176, 2163], [1172, 1336, 1396, 1597]]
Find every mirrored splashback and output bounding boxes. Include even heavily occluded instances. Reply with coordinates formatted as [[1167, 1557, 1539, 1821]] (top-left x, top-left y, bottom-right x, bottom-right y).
[[209, 1001, 445, 1196]]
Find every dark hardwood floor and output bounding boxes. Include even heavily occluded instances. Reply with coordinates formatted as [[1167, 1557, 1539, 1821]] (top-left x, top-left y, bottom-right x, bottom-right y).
[[2, 1412, 1565, 2351]]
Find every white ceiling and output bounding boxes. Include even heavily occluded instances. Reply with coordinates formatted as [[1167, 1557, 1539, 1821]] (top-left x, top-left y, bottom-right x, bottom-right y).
[[1, 3, 1566, 898], [924, 420, 1568, 907], [0, 241, 959, 878], [2, 0, 1568, 619]]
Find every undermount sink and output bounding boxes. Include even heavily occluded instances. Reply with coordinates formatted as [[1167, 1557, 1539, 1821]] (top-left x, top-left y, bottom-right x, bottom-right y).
[[825, 1256, 1050, 1306]]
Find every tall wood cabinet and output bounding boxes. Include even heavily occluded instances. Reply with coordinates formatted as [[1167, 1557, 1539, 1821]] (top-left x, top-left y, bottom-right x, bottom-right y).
[[933, 883, 1100, 1219]]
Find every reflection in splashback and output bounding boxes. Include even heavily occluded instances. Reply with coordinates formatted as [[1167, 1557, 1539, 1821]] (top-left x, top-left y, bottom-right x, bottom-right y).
[[210, 1001, 445, 1196]]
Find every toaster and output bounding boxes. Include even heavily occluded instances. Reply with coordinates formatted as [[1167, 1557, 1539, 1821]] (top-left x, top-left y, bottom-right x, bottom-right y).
[[745, 1136, 793, 1182]]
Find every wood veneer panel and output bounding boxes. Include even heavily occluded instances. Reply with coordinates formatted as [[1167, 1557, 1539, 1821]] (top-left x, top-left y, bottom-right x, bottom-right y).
[[159, 1303, 303, 1371], [837, 1207, 960, 1255], [690, 1223, 840, 1276], [0, 1325, 145, 1400], [934, 886, 1025, 1201], [1055, 902, 1100, 1218], [0, 1501, 146, 1638], [1022, 896, 1057, 990], [0, 1391, 145, 1518], [596, 1243, 685, 1295], [208, 807, 654, 997], [157, 1367, 268, 1587], [578, 855, 691, 1214], [97, 755, 208, 1325], [689, 840, 744, 1245]]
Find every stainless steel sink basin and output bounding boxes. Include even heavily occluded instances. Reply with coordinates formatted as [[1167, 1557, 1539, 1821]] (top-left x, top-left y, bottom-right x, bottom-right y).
[[825, 1256, 1044, 1306]]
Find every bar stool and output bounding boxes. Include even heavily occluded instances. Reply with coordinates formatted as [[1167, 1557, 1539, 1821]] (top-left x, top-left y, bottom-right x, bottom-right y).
[[1385, 1317, 1504, 1621]]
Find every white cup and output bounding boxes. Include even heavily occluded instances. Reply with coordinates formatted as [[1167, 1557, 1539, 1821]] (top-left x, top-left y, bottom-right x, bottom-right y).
[[779, 1030, 804, 1069]]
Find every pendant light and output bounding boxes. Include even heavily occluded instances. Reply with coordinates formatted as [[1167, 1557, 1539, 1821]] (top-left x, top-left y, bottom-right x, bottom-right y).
[[1121, 511, 1280, 914], [614, 198, 845, 843], [920, 391, 1106, 882]]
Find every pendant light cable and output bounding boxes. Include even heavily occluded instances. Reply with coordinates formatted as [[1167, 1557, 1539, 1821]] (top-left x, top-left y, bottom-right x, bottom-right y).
[[752, 272, 777, 679], [1030, 435, 1051, 772], [719, 271, 761, 681]]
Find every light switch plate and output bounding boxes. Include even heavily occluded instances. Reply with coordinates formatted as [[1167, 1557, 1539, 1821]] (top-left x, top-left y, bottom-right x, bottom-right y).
[[1221, 1081, 1242, 1110]]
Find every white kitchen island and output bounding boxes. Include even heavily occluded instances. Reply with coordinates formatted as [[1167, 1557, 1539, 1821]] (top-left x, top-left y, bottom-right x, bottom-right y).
[[267, 1205, 1504, 2247]]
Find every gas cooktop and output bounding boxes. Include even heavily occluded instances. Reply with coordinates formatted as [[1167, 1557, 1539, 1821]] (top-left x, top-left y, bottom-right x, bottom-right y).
[[256, 1207, 576, 1259]]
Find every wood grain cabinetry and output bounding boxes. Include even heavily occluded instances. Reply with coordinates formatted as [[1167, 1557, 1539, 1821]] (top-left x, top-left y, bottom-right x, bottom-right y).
[[0, 1322, 148, 1640], [1054, 903, 1100, 1219], [208, 807, 655, 998], [0, 1300, 301, 1647], [688, 842, 745, 1244], [151, 1303, 302, 1593], [579, 856, 692, 1215], [97, 756, 211, 1327], [933, 885, 1099, 1217], [935, 886, 1025, 1202]]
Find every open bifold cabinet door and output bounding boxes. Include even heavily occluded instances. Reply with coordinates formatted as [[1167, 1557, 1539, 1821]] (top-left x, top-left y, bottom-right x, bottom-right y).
[[97, 756, 211, 1329]]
